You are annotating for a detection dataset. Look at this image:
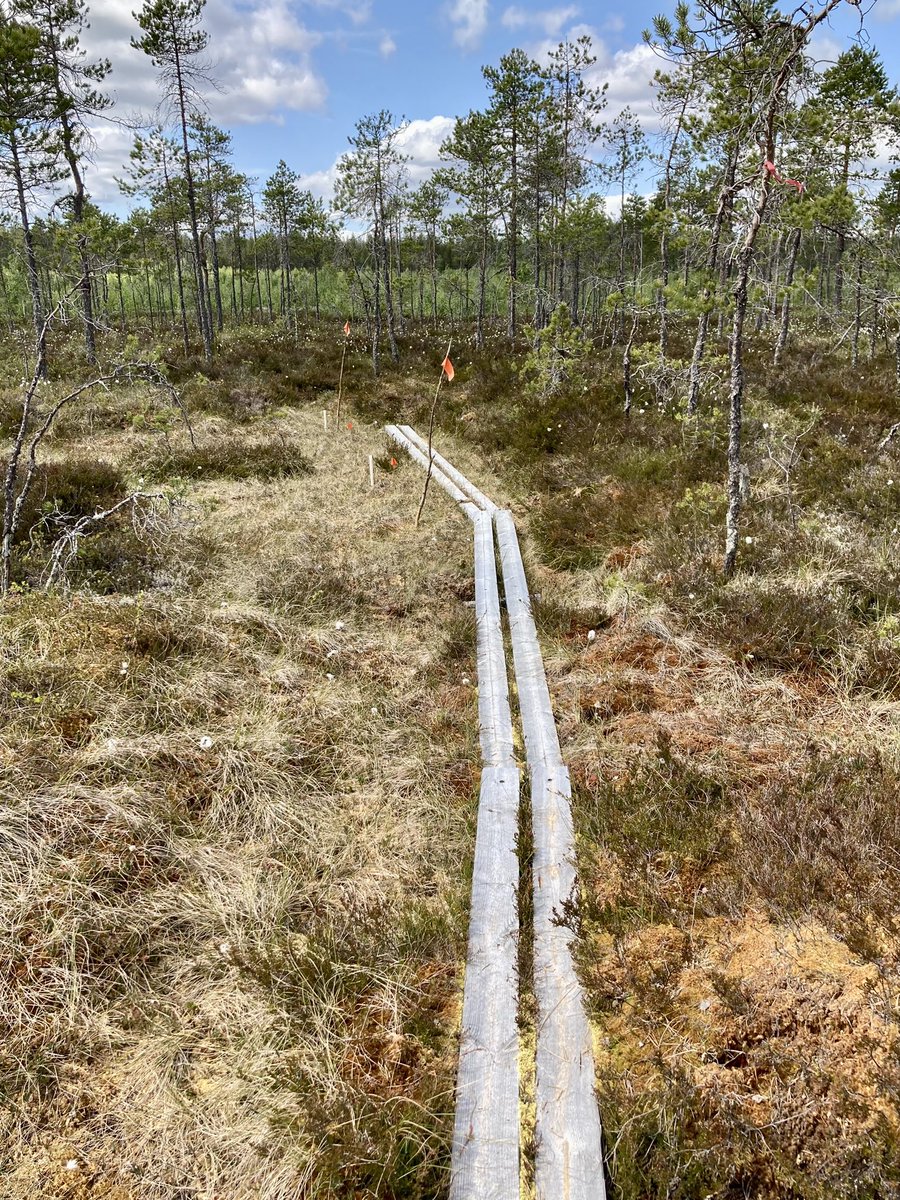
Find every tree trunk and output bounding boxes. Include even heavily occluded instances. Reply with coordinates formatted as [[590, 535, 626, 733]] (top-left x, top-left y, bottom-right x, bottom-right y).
[[172, 39, 213, 358], [56, 76, 96, 362], [249, 195, 264, 320], [835, 140, 850, 312], [725, 245, 751, 578], [236, 226, 245, 320], [507, 119, 518, 340], [210, 222, 224, 330], [10, 134, 46, 378], [143, 253, 155, 331], [687, 148, 738, 415], [718, 0, 842, 579], [623, 314, 638, 416], [372, 222, 382, 376], [476, 218, 487, 351], [658, 92, 689, 360], [171, 219, 190, 355], [430, 227, 438, 328], [116, 264, 126, 328], [851, 251, 862, 368], [774, 226, 801, 369], [264, 249, 274, 317], [378, 196, 399, 363]]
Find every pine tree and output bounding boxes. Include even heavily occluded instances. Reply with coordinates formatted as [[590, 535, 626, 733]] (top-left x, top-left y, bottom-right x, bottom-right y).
[[119, 128, 190, 352], [439, 109, 499, 348], [132, 0, 214, 359], [15, 0, 111, 364], [0, 13, 63, 376], [808, 47, 896, 312], [263, 159, 302, 318], [483, 49, 545, 338], [334, 110, 408, 371], [544, 37, 606, 306]]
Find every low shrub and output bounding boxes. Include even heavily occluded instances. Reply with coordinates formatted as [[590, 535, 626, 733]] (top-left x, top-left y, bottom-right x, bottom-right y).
[[8, 458, 169, 592], [576, 740, 730, 933], [734, 753, 900, 942], [137, 438, 313, 482]]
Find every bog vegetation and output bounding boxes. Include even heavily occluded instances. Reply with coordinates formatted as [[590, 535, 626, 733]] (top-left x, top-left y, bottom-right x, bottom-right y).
[[1, 0, 900, 1196]]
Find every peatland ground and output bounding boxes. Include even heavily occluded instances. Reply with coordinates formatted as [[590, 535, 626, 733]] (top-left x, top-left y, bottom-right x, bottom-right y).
[[1, 319, 899, 1198]]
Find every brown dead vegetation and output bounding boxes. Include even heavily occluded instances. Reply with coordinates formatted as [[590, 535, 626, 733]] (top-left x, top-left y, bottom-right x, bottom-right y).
[[0, 394, 480, 1199]]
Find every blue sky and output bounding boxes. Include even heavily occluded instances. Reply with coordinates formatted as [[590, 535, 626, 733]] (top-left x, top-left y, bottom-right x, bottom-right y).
[[80, 0, 900, 214]]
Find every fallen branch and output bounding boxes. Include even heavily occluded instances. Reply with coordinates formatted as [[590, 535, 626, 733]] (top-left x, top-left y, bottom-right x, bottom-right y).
[[43, 491, 169, 589], [2, 358, 191, 596]]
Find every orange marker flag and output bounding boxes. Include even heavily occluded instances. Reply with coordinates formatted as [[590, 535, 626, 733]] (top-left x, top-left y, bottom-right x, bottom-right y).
[[442, 355, 455, 382], [343, 320, 351, 336]]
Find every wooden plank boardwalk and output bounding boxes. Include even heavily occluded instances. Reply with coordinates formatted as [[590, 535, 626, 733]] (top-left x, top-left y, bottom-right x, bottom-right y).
[[386, 424, 607, 1200]]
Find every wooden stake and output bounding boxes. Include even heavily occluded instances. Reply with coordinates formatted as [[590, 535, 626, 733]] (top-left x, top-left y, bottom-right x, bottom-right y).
[[336, 337, 347, 427], [369, 454, 375, 489], [322, 408, 328, 430], [415, 337, 452, 529]]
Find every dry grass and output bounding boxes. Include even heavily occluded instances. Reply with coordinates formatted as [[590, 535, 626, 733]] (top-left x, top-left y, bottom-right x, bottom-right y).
[[0, 401, 480, 1198]]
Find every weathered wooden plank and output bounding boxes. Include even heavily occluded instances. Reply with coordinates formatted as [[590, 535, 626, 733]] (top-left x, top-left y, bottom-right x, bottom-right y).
[[384, 424, 481, 522], [386, 425, 520, 1200], [388, 427, 605, 1198], [532, 765, 606, 1200], [449, 765, 521, 1200], [493, 509, 564, 771], [494, 508, 606, 1200], [398, 425, 498, 513], [474, 510, 515, 769]]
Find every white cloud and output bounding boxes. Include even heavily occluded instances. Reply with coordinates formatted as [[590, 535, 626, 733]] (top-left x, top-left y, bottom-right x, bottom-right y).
[[806, 30, 844, 69], [82, 0, 328, 124], [231, 66, 325, 122], [298, 164, 341, 202], [77, 0, 333, 204], [872, 133, 895, 172], [74, 123, 138, 209], [589, 41, 660, 129], [298, 114, 455, 210], [379, 33, 397, 57], [204, 0, 328, 122], [531, 31, 661, 131], [602, 189, 654, 218], [501, 4, 580, 36], [397, 116, 456, 183], [306, 0, 373, 23], [447, 0, 489, 49], [519, 33, 662, 194]]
